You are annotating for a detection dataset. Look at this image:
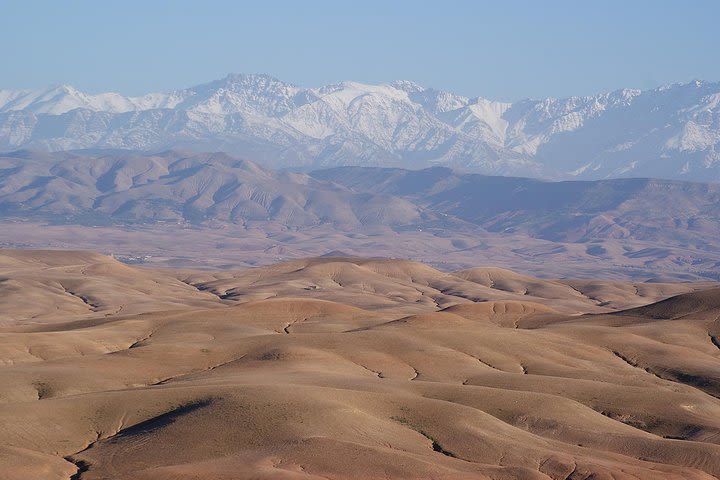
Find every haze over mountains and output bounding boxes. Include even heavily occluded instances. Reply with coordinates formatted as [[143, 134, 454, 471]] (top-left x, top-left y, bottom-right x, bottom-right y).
[[2, 74, 720, 181], [1, 150, 719, 280]]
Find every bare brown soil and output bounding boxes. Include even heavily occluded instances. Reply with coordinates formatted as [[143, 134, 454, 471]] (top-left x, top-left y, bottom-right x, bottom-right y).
[[1, 250, 719, 479]]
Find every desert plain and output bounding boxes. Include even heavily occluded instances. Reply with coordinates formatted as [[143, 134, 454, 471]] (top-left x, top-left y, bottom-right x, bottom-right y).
[[0, 249, 719, 479]]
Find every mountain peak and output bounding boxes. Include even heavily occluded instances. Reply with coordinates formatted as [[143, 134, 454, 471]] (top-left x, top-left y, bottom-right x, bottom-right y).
[[46, 84, 80, 94], [0, 74, 719, 182], [390, 80, 425, 93], [215, 72, 296, 90]]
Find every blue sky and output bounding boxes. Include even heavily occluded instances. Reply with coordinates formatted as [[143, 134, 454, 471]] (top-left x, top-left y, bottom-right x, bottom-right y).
[[3, 0, 718, 100]]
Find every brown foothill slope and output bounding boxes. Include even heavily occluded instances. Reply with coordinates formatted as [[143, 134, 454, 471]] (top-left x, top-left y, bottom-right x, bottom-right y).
[[0, 250, 221, 327], [617, 287, 720, 320], [0, 250, 719, 480]]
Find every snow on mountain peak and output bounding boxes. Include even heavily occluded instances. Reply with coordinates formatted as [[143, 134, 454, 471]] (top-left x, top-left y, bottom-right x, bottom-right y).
[[389, 80, 425, 93], [0, 74, 719, 182]]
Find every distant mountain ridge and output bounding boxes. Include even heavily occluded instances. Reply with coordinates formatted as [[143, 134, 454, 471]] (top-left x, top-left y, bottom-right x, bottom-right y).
[[1, 74, 719, 181], [0, 150, 423, 228], [1, 150, 719, 280], [312, 165, 720, 245]]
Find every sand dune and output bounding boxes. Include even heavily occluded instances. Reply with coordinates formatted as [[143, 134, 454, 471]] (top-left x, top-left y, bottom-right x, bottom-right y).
[[1, 251, 719, 479]]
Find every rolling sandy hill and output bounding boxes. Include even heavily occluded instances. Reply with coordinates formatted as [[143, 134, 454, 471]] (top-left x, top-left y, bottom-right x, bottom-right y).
[[1, 250, 720, 479]]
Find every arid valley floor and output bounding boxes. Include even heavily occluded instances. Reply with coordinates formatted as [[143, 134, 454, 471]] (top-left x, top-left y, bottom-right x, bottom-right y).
[[2, 250, 720, 479]]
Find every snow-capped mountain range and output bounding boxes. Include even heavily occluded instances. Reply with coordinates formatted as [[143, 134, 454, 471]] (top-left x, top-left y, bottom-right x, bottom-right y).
[[1, 74, 719, 181]]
